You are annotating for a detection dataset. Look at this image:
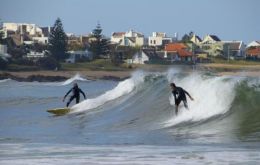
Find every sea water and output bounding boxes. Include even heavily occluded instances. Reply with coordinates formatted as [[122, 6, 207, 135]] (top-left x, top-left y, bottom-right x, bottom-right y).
[[0, 69, 260, 164]]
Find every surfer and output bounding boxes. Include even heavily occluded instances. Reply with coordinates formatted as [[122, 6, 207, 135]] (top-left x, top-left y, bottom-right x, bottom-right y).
[[63, 83, 86, 107], [170, 83, 194, 115]]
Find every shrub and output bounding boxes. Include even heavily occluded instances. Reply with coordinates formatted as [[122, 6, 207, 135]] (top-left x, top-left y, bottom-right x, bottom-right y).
[[13, 58, 35, 66], [0, 58, 8, 70], [37, 57, 60, 70]]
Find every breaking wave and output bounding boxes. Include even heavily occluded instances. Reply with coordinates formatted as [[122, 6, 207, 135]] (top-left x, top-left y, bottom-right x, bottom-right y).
[[61, 74, 89, 86], [72, 71, 146, 112], [0, 78, 11, 83], [64, 69, 260, 139]]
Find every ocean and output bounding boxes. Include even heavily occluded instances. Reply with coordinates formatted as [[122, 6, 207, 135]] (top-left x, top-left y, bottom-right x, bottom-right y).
[[0, 68, 260, 164]]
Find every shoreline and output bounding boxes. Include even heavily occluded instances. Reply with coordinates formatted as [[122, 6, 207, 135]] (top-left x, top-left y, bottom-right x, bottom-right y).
[[1, 63, 260, 82], [0, 70, 132, 82]]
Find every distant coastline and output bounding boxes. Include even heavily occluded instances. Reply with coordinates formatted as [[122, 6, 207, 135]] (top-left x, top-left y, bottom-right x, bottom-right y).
[[0, 70, 132, 82], [1, 63, 260, 82]]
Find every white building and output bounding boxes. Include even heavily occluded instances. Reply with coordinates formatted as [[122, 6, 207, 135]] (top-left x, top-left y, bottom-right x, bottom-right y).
[[3, 23, 43, 36], [32, 36, 49, 44], [148, 32, 173, 47], [111, 29, 145, 47], [202, 34, 221, 44], [66, 50, 93, 63], [26, 51, 46, 59], [111, 32, 125, 44], [247, 41, 260, 48], [190, 34, 202, 45], [132, 50, 149, 64], [222, 41, 246, 59], [0, 44, 10, 60]]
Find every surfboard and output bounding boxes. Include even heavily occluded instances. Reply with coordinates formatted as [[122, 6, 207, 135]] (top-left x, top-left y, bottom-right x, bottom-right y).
[[47, 107, 71, 115]]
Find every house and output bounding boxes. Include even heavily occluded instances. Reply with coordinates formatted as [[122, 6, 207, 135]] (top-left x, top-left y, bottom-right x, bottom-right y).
[[246, 47, 260, 60], [222, 41, 246, 59], [164, 43, 193, 62], [3, 23, 43, 36], [202, 34, 221, 44], [3, 23, 50, 45], [66, 50, 93, 63], [111, 30, 145, 47], [132, 50, 149, 64], [40, 27, 52, 37], [190, 34, 202, 45], [0, 44, 10, 61], [67, 34, 82, 45], [199, 34, 223, 57], [148, 32, 173, 47], [247, 41, 260, 48], [32, 36, 48, 44], [132, 49, 161, 64], [111, 32, 125, 44], [26, 50, 46, 59]]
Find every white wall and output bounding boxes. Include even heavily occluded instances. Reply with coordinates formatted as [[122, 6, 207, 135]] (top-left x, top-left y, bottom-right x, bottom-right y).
[[0, 44, 7, 54], [3, 23, 43, 36], [132, 51, 149, 64], [149, 36, 163, 46], [33, 36, 49, 44], [3, 23, 19, 31]]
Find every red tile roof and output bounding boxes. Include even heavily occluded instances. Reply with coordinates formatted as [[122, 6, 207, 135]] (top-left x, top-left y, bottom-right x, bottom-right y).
[[246, 47, 260, 56], [178, 49, 193, 57], [165, 43, 187, 51], [165, 43, 193, 57]]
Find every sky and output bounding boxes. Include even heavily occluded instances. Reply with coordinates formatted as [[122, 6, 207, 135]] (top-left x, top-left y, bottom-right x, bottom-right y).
[[0, 0, 259, 43]]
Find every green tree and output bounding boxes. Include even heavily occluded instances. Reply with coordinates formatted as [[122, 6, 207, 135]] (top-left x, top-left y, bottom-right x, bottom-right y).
[[0, 31, 4, 44], [89, 23, 110, 59], [0, 58, 8, 70], [36, 56, 60, 70], [48, 18, 68, 61]]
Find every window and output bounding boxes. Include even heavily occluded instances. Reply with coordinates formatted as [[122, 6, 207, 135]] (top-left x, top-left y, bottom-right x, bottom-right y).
[[154, 40, 156, 44]]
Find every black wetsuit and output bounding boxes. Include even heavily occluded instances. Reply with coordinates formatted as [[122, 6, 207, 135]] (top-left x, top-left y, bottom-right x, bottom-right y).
[[172, 87, 190, 108], [64, 86, 86, 107]]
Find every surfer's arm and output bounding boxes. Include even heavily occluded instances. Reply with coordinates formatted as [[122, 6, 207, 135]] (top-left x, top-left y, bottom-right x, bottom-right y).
[[184, 89, 194, 101], [63, 89, 72, 100], [80, 89, 86, 99]]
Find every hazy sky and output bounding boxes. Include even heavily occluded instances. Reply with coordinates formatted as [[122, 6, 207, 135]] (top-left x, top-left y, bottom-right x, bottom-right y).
[[0, 0, 259, 43]]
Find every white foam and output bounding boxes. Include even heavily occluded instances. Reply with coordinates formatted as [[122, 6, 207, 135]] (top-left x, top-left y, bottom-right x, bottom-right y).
[[61, 73, 89, 86], [0, 78, 11, 83], [165, 71, 242, 127], [71, 71, 146, 113]]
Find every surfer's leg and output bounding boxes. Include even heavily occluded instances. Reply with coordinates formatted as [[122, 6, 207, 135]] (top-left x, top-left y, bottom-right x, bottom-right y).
[[183, 100, 188, 109], [76, 96, 80, 104], [175, 98, 181, 115], [175, 105, 179, 115], [67, 95, 75, 107]]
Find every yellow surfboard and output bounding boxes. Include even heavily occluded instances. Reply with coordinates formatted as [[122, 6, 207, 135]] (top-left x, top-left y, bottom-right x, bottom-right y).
[[47, 108, 71, 115]]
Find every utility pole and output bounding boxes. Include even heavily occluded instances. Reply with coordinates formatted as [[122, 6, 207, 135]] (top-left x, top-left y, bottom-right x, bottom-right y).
[[227, 45, 230, 63]]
